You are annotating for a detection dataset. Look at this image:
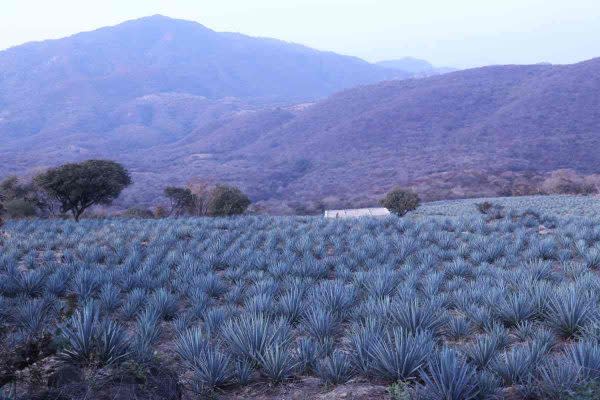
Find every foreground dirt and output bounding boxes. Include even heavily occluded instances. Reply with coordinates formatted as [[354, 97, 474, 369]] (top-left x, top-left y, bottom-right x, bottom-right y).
[[218, 378, 390, 400]]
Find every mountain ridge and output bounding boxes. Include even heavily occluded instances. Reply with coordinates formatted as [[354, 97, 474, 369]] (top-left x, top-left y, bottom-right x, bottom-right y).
[[1, 16, 599, 212]]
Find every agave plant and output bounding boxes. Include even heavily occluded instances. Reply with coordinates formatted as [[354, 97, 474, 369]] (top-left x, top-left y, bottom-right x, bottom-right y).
[[566, 340, 600, 380], [534, 357, 582, 400], [221, 313, 291, 363], [490, 342, 547, 386], [493, 292, 536, 327], [297, 337, 318, 373], [60, 303, 129, 366], [14, 298, 49, 340], [316, 351, 354, 385], [389, 300, 446, 335], [462, 334, 501, 369], [97, 319, 129, 365], [545, 289, 595, 338], [416, 348, 479, 400], [301, 305, 340, 342], [59, 303, 98, 365], [176, 328, 233, 392], [368, 328, 434, 382], [257, 344, 297, 384]]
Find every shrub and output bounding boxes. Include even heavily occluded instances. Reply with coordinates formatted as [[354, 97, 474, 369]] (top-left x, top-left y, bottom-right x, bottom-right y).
[[164, 187, 198, 216], [206, 185, 251, 216], [380, 187, 420, 216]]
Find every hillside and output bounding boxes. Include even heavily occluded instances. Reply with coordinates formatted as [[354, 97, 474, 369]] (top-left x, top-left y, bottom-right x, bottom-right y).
[[0, 15, 405, 156], [233, 59, 600, 206], [1, 16, 600, 212]]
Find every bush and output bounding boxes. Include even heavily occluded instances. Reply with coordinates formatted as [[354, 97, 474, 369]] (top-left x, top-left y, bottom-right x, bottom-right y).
[[3, 198, 37, 218], [121, 207, 155, 219], [476, 201, 505, 219], [206, 185, 251, 216], [380, 188, 420, 216]]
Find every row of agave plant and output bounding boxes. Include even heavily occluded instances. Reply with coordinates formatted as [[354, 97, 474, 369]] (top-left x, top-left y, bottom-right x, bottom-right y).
[[3, 210, 600, 398]]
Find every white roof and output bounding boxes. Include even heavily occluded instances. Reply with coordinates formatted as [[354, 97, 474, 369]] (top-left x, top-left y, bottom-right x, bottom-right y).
[[324, 207, 391, 218]]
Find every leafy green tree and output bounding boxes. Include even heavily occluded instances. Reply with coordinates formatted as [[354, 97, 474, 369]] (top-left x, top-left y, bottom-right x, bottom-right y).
[[164, 186, 198, 216], [380, 187, 420, 216], [35, 160, 132, 221], [207, 185, 251, 216]]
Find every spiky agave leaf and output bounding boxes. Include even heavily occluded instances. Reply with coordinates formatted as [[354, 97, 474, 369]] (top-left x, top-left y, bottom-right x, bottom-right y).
[[59, 303, 98, 365], [534, 357, 582, 400], [416, 348, 479, 400], [545, 289, 595, 339], [368, 328, 434, 382], [316, 351, 354, 385], [97, 319, 130, 366], [566, 340, 600, 380], [221, 313, 291, 363], [257, 344, 297, 384]]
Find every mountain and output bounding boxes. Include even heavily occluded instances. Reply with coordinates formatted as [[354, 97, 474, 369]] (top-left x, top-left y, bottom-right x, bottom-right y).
[[1, 16, 599, 213], [231, 58, 600, 207], [377, 57, 458, 76], [0, 15, 407, 152]]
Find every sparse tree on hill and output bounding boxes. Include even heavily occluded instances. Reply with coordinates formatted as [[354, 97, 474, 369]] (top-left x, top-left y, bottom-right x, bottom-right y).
[[206, 185, 251, 216], [381, 187, 420, 216], [164, 186, 198, 216], [34, 160, 132, 221]]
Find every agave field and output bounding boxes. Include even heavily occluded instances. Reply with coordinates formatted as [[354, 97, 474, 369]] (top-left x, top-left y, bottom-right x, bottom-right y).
[[3, 202, 600, 399], [416, 195, 600, 218]]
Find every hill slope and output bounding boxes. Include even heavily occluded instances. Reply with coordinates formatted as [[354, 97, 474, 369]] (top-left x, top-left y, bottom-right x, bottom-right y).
[[132, 58, 600, 209], [1, 17, 599, 211], [0, 15, 404, 150], [233, 58, 600, 205]]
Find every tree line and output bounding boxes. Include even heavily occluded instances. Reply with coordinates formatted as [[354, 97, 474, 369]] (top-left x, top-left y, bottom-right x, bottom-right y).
[[0, 160, 251, 223]]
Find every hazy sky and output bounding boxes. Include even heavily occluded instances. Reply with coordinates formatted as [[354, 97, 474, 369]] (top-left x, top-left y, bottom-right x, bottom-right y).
[[2, 0, 599, 68]]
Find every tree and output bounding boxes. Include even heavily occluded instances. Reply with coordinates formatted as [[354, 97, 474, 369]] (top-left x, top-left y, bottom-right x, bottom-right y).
[[164, 186, 198, 216], [34, 160, 132, 221], [380, 187, 420, 216], [206, 185, 251, 216], [0, 176, 53, 218]]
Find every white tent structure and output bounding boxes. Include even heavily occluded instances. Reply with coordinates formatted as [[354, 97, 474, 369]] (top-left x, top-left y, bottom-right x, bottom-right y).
[[324, 207, 391, 219]]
